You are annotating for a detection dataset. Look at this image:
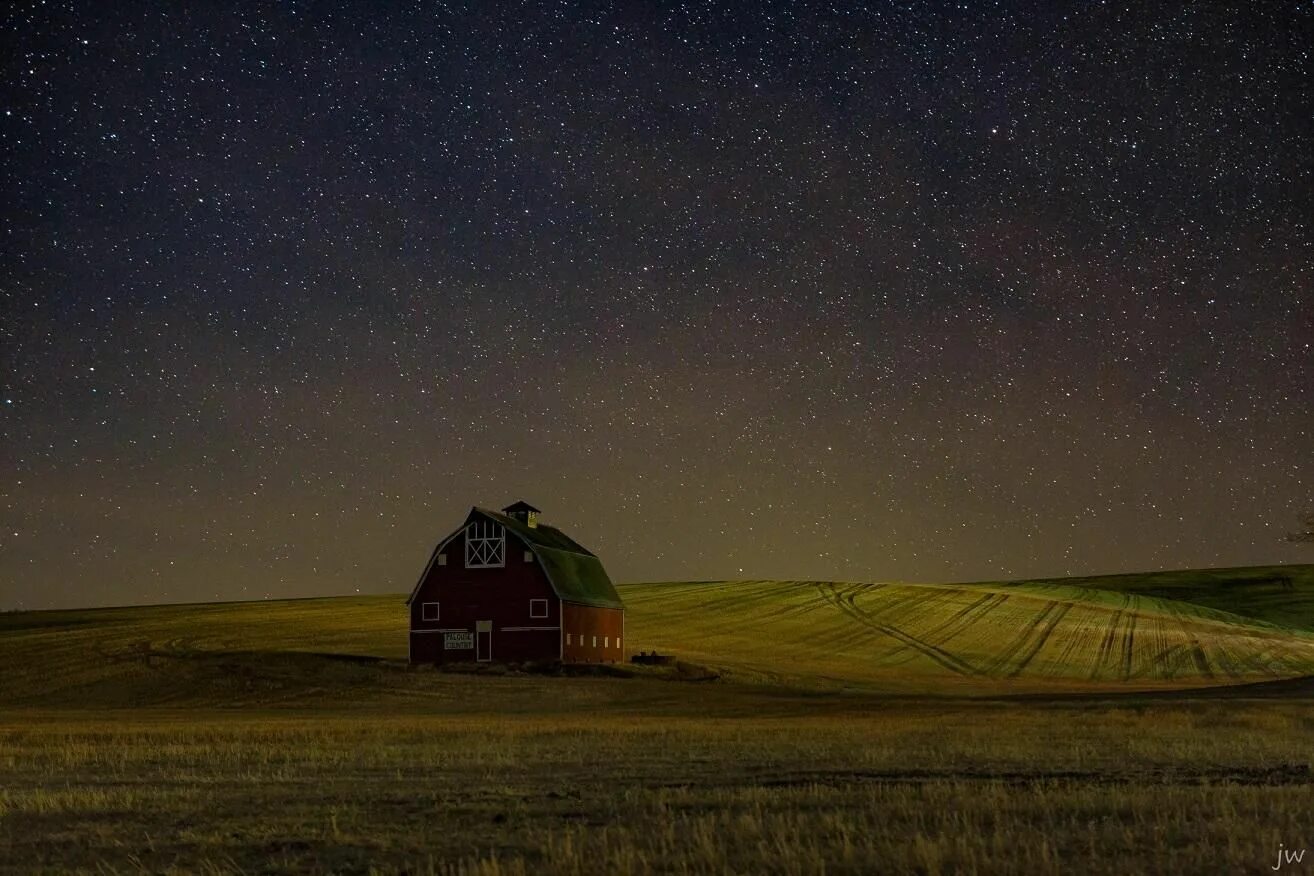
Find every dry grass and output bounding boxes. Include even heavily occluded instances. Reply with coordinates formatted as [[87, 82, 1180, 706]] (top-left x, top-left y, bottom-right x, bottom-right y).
[[1, 704, 1312, 874]]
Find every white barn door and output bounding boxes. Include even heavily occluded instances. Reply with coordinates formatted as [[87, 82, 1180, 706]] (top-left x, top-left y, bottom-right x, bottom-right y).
[[476, 620, 492, 662]]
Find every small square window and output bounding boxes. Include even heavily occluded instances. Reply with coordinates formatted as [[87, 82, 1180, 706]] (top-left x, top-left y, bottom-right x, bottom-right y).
[[437, 554, 447, 566], [529, 599, 548, 619], [422, 602, 439, 622], [523, 550, 533, 563]]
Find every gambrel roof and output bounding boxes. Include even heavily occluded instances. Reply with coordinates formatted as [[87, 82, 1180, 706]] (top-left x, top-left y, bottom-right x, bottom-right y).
[[406, 506, 623, 610]]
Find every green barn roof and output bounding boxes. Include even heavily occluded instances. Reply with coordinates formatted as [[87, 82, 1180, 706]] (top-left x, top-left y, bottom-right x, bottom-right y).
[[473, 508, 623, 610], [406, 506, 623, 611]]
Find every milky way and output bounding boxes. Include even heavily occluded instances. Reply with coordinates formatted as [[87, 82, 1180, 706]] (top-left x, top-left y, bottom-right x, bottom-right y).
[[2, 3, 1310, 609]]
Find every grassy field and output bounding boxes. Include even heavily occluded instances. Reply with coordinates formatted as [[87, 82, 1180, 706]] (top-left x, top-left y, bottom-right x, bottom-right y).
[[3, 566, 1314, 708], [621, 571, 1314, 693], [975, 564, 1314, 631], [4, 704, 1313, 874], [2, 565, 1313, 873]]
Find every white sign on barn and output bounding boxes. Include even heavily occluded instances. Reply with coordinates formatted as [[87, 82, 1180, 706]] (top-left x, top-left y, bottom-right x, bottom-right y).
[[443, 631, 473, 650]]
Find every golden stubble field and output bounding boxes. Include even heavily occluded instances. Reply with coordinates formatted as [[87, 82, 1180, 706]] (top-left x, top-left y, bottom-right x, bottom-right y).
[[3, 696, 1314, 875]]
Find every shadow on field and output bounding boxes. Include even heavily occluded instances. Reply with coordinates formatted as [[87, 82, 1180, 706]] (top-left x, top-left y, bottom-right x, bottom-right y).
[[435, 659, 721, 681], [1007, 673, 1314, 702], [2, 643, 734, 710], [9, 630, 1314, 713], [648, 762, 1314, 789]]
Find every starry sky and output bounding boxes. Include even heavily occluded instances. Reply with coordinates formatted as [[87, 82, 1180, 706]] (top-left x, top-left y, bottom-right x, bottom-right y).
[[2, 2, 1311, 610]]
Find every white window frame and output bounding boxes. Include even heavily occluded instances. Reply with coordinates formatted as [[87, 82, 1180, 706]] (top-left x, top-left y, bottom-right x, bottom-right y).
[[421, 602, 440, 622], [529, 599, 548, 619], [465, 519, 505, 568]]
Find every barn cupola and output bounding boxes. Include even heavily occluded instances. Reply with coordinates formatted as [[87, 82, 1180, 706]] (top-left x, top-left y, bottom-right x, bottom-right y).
[[502, 500, 541, 528]]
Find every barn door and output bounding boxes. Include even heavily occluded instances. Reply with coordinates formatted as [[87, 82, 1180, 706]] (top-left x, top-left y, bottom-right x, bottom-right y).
[[476, 620, 492, 662]]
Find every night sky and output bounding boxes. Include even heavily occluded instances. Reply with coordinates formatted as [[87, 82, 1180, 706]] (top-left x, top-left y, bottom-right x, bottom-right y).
[[3, 2, 1310, 611]]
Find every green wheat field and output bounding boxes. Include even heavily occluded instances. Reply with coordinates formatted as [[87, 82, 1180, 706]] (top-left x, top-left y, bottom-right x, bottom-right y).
[[3, 564, 1313, 874]]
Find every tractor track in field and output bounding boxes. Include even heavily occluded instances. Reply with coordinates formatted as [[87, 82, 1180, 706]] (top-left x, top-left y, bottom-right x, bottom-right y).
[[918, 592, 1010, 646], [1142, 642, 1192, 679], [813, 584, 979, 676], [1121, 611, 1139, 680], [1006, 601, 1073, 678], [840, 583, 939, 625], [1163, 601, 1224, 680], [1189, 639, 1214, 678], [981, 601, 1060, 677], [1052, 615, 1084, 670], [1090, 608, 1125, 680]]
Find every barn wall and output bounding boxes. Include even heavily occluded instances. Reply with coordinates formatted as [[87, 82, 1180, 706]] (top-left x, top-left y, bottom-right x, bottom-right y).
[[409, 524, 561, 664], [561, 604, 625, 663]]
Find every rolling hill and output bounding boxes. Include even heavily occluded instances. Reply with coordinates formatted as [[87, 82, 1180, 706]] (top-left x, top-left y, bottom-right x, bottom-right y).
[[2, 565, 1312, 707], [621, 570, 1314, 693], [968, 564, 1314, 631]]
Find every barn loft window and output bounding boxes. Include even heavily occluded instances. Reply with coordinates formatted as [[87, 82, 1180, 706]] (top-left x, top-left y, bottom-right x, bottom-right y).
[[465, 518, 505, 568], [437, 554, 447, 566], [523, 550, 533, 563], [422, 602, 440, 622], [529, 599, 548, 619]]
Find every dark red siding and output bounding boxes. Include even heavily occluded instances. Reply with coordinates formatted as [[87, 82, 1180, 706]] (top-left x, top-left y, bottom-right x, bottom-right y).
[[561, 603, 624, 663], [409, 528, 562, 664]]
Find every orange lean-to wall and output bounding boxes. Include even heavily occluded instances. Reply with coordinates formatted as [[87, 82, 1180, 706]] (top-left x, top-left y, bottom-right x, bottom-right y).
[[561, 603, 625, 663]]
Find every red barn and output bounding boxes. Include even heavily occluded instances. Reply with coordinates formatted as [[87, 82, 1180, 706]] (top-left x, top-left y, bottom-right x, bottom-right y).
[[406, 501, 625, 665]]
